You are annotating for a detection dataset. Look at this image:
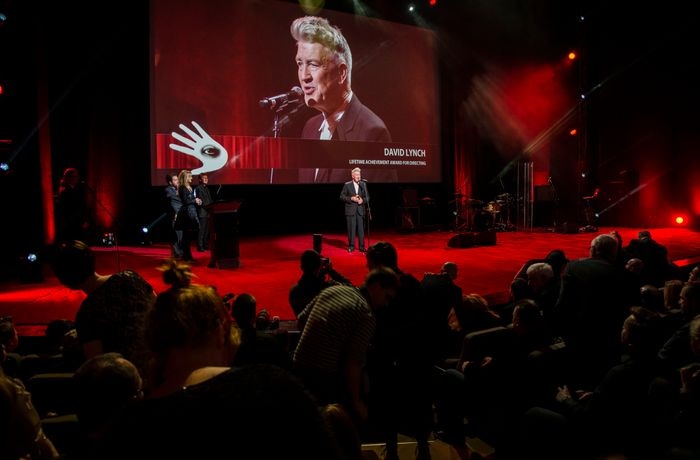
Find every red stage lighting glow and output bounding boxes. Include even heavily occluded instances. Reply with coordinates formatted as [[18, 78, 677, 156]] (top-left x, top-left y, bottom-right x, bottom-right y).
[[429, 0, 437, 6], [569, 128, 578, 136], [568, 51, 577, 61], [675, 215, 686, 225]]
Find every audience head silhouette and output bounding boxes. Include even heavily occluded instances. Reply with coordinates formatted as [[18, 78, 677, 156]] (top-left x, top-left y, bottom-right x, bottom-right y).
[[49, 240, 95, 289]]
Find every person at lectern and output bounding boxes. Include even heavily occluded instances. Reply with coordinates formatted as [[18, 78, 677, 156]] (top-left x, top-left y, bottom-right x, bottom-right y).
[[340, 168, 369, 253]]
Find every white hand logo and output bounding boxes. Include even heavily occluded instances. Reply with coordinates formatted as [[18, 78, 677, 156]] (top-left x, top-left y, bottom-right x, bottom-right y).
[[169, 121, 228, 174]]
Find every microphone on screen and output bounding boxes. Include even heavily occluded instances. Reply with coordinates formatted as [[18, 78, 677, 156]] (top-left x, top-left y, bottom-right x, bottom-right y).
[[259, 86, 303, 109]]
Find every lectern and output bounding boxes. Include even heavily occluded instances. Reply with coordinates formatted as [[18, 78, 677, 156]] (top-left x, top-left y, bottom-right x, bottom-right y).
[[207, 200, 242, 269]]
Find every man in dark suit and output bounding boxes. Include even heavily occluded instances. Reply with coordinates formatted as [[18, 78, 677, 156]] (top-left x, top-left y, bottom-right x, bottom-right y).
[[339, 168, 369, 253], [194, 173, 213, 252], [554, 233, 640, 388], [164, 173, 183, 258]]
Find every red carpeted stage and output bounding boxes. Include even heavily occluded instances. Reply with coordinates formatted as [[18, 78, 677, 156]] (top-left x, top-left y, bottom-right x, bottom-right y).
[[2, 227, 699, 337]]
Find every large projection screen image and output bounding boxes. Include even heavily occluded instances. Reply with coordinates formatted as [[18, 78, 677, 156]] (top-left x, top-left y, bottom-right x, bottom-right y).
[[151, 0, 441, 185]]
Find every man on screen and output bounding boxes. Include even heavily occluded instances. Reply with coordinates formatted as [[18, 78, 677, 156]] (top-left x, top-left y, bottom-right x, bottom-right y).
[[292, 16, 391, 143]]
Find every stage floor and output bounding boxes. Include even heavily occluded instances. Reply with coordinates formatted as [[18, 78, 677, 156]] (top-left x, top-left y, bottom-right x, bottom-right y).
[[2, 226, 699, 336]]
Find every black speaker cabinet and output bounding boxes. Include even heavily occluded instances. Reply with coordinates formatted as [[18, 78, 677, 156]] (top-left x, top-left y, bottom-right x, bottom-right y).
[[447, 230, 497, 248]]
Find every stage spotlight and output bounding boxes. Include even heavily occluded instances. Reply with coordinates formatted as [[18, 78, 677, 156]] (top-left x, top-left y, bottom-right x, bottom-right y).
[[674, 215, 687, 226], [568, 51, 577, 61], [140, 226, 152, 246], [408, 4, 415, 13], [0, 162, 8, 172], [18, 251, 44, 283]]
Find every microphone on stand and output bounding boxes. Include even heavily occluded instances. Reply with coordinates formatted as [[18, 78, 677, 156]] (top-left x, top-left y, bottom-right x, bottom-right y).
[[259, 86, 303, 109]]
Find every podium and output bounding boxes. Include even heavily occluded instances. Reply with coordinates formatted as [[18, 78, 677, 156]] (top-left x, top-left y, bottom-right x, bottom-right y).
[[207, 200, 242, 269]]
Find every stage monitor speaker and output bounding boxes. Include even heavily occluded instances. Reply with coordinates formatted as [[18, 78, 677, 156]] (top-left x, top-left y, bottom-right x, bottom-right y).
[[447, 230, 497, 248]]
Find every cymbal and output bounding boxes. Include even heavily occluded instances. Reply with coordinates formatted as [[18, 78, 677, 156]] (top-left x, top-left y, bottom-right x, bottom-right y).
[[496, 193, 512, 199]]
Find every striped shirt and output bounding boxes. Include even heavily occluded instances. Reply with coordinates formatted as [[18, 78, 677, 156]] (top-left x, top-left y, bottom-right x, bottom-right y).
[[293, 285, 375, 374]]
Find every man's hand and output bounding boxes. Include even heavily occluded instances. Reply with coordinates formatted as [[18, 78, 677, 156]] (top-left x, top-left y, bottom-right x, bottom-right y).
[[169, 121, 228, 174]]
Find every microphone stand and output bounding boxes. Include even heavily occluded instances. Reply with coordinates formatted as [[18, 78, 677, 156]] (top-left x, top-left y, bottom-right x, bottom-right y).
[[549, 178, 560, 231], [362, 182, 371, 249]]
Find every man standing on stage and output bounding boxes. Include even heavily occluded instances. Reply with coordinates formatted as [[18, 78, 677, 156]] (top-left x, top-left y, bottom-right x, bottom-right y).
[[340, 168, 369, 253], [164, 173, 183, 258], [194, 173, 213, 252]]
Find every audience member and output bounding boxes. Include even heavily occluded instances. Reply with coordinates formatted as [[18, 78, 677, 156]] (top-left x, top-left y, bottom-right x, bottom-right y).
[[289, 249, 352, 319], [0, 365, 60, 459], [521, 306, 666, 460], [664, 279, 686, 311], [230, 292, 291, 370], [525, 262, 559, 333], [449, 293, 501, 338], [322, 403, 364, 460], [143, 259, 239, 397], [624, 230, 673, 287], [657, 282, 700, 375], [17, 319, 83, 382], [72, 352, 143, 458], [554, 233, 639, 389], [293, 267, 398, 427], [0, 316, 20, 377], [364, 241, 433, 460], [420, 261, 464, 363], [97, 261, 347, 459], [48, 240, 155, 380], [103, 363, 341, 459]]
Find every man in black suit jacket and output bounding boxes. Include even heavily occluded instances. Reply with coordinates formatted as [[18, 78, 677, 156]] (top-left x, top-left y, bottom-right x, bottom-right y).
[[164, 173, 183, 258], [554, 233, 640, 388], [339, 168, 369, 253]]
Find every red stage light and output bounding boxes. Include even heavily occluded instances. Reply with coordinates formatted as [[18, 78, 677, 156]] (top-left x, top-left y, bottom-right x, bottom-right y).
[[674, 215, 686, 225], [568, 51, 577, 61], [429, 0, 437, 6], [569, 128, 578, 136]]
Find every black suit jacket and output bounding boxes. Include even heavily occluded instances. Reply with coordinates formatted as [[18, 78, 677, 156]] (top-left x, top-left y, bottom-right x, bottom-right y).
[[340, 180, 369, 216], [164, 185, 182, 217], [301, 95, 391, 142]]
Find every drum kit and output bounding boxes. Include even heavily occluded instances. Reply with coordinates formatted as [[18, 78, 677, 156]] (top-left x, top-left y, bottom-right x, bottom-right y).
[[451, 192, 515, 232]]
